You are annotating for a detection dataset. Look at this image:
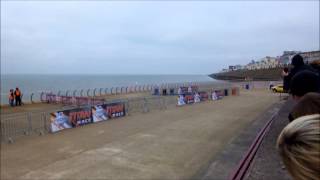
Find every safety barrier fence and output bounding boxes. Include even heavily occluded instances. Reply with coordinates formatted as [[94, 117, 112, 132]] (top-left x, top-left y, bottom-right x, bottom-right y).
[[1, 84, 238, 143], [232, 81, 282, 90], [1, 94, 186, 143], [2, 81, 222, 105]]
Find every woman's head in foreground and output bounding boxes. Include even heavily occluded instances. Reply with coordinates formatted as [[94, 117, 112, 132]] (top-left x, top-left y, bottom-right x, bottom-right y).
[[277, 114, 320, 180]]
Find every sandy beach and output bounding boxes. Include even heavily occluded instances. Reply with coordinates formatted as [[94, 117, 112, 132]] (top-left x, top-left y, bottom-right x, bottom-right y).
[[1, 92, 152, 115], [1, 89, 279, 180]]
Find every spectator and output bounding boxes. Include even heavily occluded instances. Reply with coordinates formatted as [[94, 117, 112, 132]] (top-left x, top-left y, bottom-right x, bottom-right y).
[[284, 54, 316, 92], [310, 60, 320, 74], [288, 92, 320, 122], [8, 89, 14, 107], [282, 67, 289, 92], [14, 87, 22, 106], [289, 70, 320, 101], [277, 114, 320, 180]]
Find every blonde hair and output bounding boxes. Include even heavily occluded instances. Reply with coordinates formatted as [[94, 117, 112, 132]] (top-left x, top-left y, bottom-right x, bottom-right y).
[[277, 114, 320, 180]]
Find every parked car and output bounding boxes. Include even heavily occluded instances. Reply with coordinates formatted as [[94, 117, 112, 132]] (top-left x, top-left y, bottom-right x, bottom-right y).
[[271, 85, 284, 93]]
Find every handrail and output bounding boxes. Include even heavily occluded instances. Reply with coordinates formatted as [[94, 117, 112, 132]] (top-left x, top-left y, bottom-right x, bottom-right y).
[[228, 113, 278, 180]]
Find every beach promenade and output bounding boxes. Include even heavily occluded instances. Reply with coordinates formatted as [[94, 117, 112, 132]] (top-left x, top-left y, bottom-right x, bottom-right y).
[[1, 89, 279, 180]]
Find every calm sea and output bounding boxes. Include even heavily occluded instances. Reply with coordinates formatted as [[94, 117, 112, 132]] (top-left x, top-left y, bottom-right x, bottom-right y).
[[1, 74, 217, 105]]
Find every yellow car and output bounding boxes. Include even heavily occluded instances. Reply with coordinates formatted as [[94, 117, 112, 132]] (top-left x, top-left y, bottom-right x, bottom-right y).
[[271, 85, 284, 93]]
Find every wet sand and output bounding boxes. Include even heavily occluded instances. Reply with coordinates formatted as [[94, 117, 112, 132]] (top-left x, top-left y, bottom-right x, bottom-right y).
[[1, 89, 279, 180]]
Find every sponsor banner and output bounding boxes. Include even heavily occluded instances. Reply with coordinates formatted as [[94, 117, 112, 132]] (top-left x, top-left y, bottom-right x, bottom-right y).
[[68, 107, 93, 127], [93, 102, 126, 121], [199, 92, 209, 101], [177, 91, 209, 106], [41, 92, 106, 106], [106, 102, 126, 118], [50, 102, 126, 133], [42, 93, 57, 103], [50, 111, 73, 133], [50, 107, 92, 133], [92, 105, 108, 123], [184, 94, 194, 104], [194, 93, 201, 103], [211, 90, 224, 100], [178, 86, 199, 95], [177, 95, 186, 106]]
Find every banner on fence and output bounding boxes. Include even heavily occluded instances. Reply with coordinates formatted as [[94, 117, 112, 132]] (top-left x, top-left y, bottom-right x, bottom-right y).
[[184, 94, 195, 104], [106, 102, 126, 118], [178, 86, 199, 95], [177, 93, 195, 106], [50, 102, 126, 133], [177, 91, 218, 106], [92, 105, 108, 122], [41, 92, 105, 106], [199, 92, 209, 101], [211, 90, 224, 100]]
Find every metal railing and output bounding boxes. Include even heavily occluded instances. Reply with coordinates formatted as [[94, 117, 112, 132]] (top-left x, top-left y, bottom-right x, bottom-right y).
[[0, 95, 179, 143], [2, 81, 222, 106]]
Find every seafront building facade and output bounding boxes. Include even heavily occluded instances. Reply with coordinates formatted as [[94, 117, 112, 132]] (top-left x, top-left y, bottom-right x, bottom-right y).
[[300, 51, 320, 63], [221, 50, 320, 72]]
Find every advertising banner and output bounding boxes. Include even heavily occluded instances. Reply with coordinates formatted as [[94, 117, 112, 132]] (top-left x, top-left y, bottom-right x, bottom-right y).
[[106, 102, 126, 118], [92, 105, 108, 123], [178, 86, 199, 95], [184, 94, 194, 104], [50, 102, 126, 133], [177, 91, 209, 106], [177, 95, 186, 106], [50, 111, 73, 133], [92, 102, 126, 122], [199, 92, 209, 101], [50, 107, 92, 133], [194, 93, 201, 103], [212, 90, 224, 100]]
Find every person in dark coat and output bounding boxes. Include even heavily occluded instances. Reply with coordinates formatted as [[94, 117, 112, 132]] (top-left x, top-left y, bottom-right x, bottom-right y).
[[284, 54, 317, 93], [282, 67, 290, 92], [290, 70, 320, 101]]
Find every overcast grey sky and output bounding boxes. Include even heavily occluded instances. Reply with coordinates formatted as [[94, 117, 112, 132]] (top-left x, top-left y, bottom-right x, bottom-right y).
[[1, 1, 319, 75]]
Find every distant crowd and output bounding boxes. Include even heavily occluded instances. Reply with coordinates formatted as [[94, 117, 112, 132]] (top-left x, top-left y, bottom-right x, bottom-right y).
[[8, 87, 23, 107], [276, 54, 320, 180]]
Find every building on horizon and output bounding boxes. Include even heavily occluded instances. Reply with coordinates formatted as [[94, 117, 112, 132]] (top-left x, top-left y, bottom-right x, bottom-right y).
[[279, 50, 301, 65], [300, 50, 320, 63]]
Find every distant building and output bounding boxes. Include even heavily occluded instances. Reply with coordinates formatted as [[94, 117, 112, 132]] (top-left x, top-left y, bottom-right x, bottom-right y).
[[221, 69, 229, 72], [219, 50, 319, 72], [279, 51, 301, 65], [259, 56, 278, 69], [229, 65, 237, 71], [300, 50, 320, 63], [234, 65, 243, 70], [245, 62, 256, 70]]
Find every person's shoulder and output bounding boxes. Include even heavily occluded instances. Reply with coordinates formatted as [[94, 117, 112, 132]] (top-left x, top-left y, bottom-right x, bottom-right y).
[[302, 64, 317, 72]]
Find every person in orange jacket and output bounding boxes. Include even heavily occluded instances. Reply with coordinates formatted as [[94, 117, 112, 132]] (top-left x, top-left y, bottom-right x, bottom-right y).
[[14, 87, 22, 106]]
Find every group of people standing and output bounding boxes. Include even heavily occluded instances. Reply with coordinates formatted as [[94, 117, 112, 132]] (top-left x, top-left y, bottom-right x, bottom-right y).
[[8, 87, 22, 107], [276, 54, 320, 180]]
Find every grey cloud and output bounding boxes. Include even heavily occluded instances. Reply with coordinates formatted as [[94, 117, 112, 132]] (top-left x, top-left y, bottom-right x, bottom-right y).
[[1, 1, 319, 74]]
